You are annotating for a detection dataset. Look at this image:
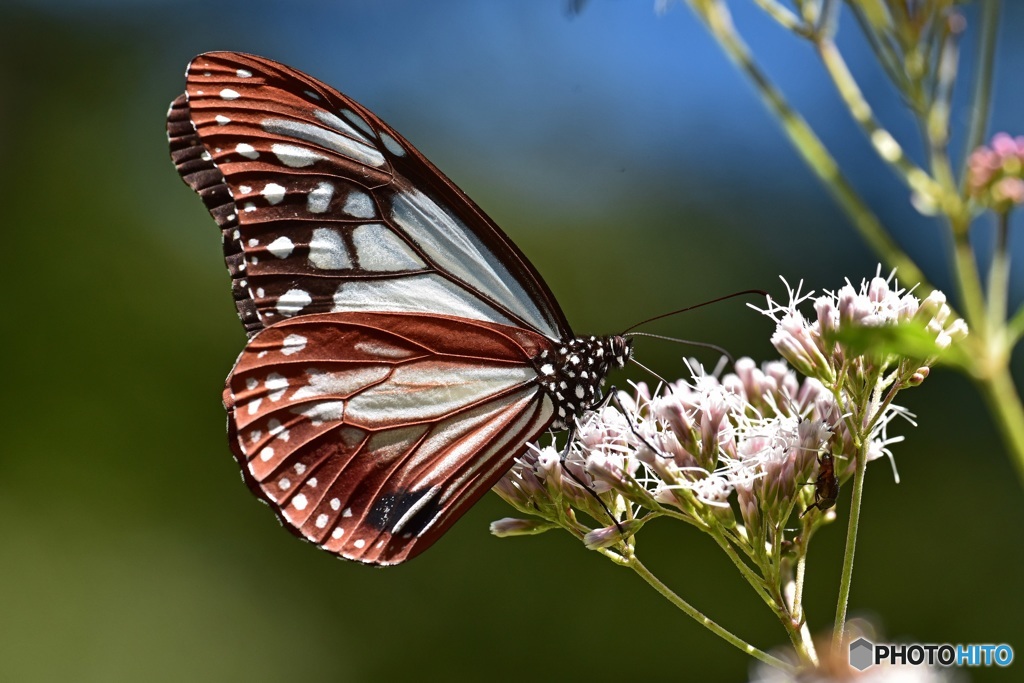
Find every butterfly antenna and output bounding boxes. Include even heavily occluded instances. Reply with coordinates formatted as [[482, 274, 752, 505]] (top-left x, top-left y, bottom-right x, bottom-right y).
[[625, 332, 735, 364], [620, 289, 768, 334]]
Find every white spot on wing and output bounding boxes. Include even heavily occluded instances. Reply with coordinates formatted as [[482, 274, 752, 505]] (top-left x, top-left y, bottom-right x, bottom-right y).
[[314, 109, 371, 144], [315, 514, 329, 529], [291, 400, 346, 426], [380, 132, 405, 156], [277, 289, 312, 316], [265, 373, 288, 401], [307, 181, 334, 214], [220, 88, 240, 100], [263, 119, 384, 167], [259, 446, 274, 462], [343, 190, 376, 218], [292, 366, 391, 400], [261, 183, 286, 205], [352, 340, 416, 360], [236, 69, 252, 78], [235, 143, 258, 159], [353, 538, 366, 549], [267, 236, 295, 259], [331, 527, 344, 539], [271, 143, 324, 168], [281, 334, 308, 356], [352, 224, 426, 272], [332, 274, 511, 325], [292, 494, 308, 511], [309, 228, 352, 270], [341, 109, 375, 138]]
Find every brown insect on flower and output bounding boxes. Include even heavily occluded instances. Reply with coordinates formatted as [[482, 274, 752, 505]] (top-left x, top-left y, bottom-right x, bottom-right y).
[[800, 451, 839, 518]]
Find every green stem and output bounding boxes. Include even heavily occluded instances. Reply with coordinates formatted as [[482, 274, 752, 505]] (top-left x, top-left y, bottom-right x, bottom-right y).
[[832, 440, 869, 650], [924, 17, 963, 209], [706, 525, 776, 607], [951, 233, 990, 346], [933, 0, 1024, 488], [1008, 302, 1024, 346], [846, 5, 915, 100], [686, 0, 929, 289], [960, 0, 1001, 194], [752, 0, 809, 36], [622, 552, 800, 673], [791, 549, 818, 666], [975, 363, 1024, 487], [949, 227, 1024, 485], [768, 582, 810, 661], [815, 38, 943, 206], [988, 211, 1011, 326]]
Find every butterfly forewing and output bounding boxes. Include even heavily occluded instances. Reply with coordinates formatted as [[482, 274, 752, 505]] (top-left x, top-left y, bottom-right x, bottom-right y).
[[169, 52, 631, 565], [168, 51, 569, 341]]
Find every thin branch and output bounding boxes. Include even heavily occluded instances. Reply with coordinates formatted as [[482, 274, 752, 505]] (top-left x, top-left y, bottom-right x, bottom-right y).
[[624, 552, 801, 672], [960, 0, 1001, 194]]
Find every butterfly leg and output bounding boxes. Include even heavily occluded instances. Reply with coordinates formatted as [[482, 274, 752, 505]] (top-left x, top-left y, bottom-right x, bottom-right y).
[[554, 424, 627, 537], [605, 386, 663, 460]]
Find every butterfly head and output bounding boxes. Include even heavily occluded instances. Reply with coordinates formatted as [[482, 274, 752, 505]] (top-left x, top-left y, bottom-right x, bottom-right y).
[[608, 334, 633, 370]]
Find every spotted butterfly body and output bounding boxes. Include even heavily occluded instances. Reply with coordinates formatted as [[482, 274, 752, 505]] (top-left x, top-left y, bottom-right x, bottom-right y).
[[168, 52, 630, 565]]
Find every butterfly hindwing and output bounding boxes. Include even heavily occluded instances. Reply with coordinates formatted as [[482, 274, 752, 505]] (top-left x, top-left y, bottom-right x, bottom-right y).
[[168, 51, 570, 341], [224, 311, 556, 564]]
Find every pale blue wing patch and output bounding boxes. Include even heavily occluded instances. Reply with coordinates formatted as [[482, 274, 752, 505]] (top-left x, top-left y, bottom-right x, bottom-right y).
[[389, 188, 559, 339], [330, 275, 516, 326]]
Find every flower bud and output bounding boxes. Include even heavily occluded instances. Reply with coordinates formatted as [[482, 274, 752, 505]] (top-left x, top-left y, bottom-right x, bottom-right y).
[[583, 519, 643, 550], [490, 517, 556, 537]]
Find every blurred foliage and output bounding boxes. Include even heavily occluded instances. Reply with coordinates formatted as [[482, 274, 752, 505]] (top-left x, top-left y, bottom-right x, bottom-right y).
[[1, 3, 1021, 682]]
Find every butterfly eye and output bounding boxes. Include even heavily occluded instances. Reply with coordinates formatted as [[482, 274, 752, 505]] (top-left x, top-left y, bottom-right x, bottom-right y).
[[169, 51, 630, 565]]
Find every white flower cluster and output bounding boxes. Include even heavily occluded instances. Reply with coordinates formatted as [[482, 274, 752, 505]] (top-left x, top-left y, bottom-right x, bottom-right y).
[[493, 271, 966, 553]]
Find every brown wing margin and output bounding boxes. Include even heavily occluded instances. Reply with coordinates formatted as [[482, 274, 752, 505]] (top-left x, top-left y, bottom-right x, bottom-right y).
[[223, 311, 556, 565], [167, 94, 263, 337]]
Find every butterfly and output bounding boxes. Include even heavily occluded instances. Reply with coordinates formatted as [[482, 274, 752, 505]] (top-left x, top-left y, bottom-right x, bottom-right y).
[[167, 52, 632, 565]]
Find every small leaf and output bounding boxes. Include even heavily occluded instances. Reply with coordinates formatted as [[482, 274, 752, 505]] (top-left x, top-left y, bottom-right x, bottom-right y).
[[827, 322, 968, 367]]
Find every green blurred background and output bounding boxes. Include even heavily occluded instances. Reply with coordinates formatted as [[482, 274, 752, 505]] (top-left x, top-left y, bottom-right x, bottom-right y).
[[2, 1, 1022, 681]]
